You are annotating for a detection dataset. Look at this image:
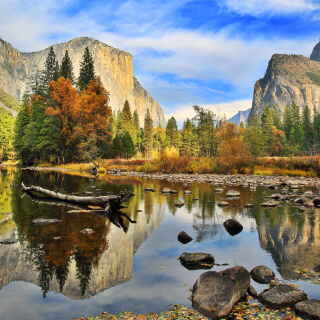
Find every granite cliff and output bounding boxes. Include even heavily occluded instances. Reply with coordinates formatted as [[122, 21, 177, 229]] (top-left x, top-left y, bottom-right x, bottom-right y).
[[0, 37, 165, 126], [250, 52, 320, 118], [228, 108, 251, 126]]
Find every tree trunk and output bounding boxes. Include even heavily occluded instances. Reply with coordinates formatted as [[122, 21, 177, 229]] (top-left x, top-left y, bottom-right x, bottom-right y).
[[21, 182, 134, 210]]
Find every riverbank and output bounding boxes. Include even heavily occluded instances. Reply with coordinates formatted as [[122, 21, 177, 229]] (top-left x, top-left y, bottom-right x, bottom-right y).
[[2, 155, 320, 177]]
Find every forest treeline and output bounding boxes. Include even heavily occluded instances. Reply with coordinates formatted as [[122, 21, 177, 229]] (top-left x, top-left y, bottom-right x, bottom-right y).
[[1, 47, 320, 174]]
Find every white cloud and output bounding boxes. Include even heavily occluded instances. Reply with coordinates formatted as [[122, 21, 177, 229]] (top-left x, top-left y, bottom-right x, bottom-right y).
[[222, 0, 320, 15], [165, 99, 252, 126]]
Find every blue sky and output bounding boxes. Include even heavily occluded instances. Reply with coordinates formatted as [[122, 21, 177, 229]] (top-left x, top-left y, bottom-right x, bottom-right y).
[[1, 0, 320, 122]]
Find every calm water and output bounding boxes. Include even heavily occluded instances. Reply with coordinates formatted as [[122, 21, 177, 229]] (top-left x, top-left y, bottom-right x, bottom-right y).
[[0, 167, 319, 320]]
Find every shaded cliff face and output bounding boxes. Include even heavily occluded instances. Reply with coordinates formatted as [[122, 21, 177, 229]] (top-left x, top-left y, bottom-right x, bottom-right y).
[[0, 37, 165, 126], [250, 54, 320, 118], [310, 41, 320, 62]]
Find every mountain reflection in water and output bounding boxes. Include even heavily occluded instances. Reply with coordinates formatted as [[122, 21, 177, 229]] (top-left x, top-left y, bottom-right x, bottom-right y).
[[0, 167, 319, 320]]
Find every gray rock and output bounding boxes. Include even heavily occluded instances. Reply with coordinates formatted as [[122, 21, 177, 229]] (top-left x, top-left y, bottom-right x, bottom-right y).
[[178, 231, 193, 244], [31, 218, 62, 226], [80, 228, 95, 235], [184, 190, 192, 194], [314, 263, 320, 272], [248, 285, 258, 298], [218, 201, 229, 207], [295, 299, 320, 320], [192, 266, 250, 319], [170, 189, 178, 194], [145, 188, 155, 192], [258, 284, 308, 309], [261, 201, 279, 207], [226, 189, 240, 197], [179, 252, 214, 267], [295, 197, 308, 204], [223, 219, 243, 236], [162, 187, 171, 193], [214, 188, 224, 193], [0, 238, 18, 244], [244, 203, 254, 208], [174, 200, 185, 207], [250, 265, 275, 284], [304, 201, 315, 207], [313, 197, 320, 206]]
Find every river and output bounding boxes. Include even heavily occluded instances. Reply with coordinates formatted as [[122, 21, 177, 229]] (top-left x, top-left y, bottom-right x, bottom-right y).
[[0, 167, 319, 320]]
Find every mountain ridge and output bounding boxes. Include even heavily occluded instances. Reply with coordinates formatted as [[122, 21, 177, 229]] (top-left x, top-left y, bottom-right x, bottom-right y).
[[0, 37, 165, 126], [250, 52, 320, 118]]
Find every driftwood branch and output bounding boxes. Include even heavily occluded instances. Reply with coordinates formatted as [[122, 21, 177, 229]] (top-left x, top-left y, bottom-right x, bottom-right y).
[[21, 182, 135, 210]]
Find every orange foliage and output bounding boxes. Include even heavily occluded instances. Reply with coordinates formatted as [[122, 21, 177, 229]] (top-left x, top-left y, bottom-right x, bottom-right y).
[[74, 77, 112, 143], [46, 77, 78, 142], [217, 121, 253, 173], [273, 126, 285, 154]]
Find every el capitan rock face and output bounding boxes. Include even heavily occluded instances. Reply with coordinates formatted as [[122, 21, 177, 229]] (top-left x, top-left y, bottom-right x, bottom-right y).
[[250, 53, 320, 118], [0, 37, 165, 126]]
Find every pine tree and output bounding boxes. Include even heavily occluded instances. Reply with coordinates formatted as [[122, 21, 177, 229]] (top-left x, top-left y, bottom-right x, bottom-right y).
[[43, 46, 59, 90], [0, 110, 14, 162], [283, 105, 293, 140], [133, 110, 142, 151], [166, 117, 181, 150], [243, 113, 263, 157], [302, 105, 313, 153], [143, 109, 153, 158], [120, 100, 135, 139], [78, 47, 95, 92], [60, 50, 74, 84], [261, 105, 274, 156], [122, 131, 136, 159]]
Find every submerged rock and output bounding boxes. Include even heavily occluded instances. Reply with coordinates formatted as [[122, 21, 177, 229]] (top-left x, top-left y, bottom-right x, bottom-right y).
[[0, 238, 18, 244], [145, 188, 155, 192], [217, 201, 229, 207], [226, 189, 240, 197], [192, 266, 250, 319], [178, 231, 193, 244], [295, 299, 320, 320], [31, 218, 62, 226], [258, 284, 307, 309], [179, 252, 214, 270], [174, 200, 185, 207], [250, 265, 275, 284], [223, 219, 243, 236], [80, 228, 95, 235]]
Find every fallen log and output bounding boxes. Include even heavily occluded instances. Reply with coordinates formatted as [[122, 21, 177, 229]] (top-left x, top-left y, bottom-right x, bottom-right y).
[[21, 182, 135, 210]]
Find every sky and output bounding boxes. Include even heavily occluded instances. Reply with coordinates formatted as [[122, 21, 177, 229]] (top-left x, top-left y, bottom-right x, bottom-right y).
[[1, 0, 320, 124]]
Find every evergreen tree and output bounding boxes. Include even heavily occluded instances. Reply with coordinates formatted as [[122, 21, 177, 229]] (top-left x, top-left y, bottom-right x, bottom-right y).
[[42, 46, 59, 91], [283, 105, 293, 140], [133, 110, 142, 151], [112, 133, 122, 158], [143, 109, 153, 158], [302, 105, 313, 152], [270, 105, 282, 130], [166, 117, 180, 150], [153, 124, 166, 154], [78, 47, 95, 92], [0, 110, 14, 162], [14, 99, 31, 162], [261, 105, 274, 156], [192, 105, 217, 157], [243, 113, 263, 157], [119, 100, 135, 140], [60, 50, 74, 84], [121, 131, 136, 159]]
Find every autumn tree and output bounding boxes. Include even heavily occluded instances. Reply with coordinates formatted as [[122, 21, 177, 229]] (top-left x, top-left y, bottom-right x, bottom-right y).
[[217, 121, 253, 173], [46, 77, 78, 161], [74, 77, 112, 161], [0, 110, 14, 162], [78, 47, 95, 92]]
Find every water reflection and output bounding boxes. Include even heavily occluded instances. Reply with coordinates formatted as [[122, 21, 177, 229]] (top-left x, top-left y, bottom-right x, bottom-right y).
[[0, 168, 319, 319]]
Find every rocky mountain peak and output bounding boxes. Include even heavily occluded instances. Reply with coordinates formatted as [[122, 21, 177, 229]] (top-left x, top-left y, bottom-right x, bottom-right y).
[[310, 39, 320, 62], [0, 37, 165, 127]]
